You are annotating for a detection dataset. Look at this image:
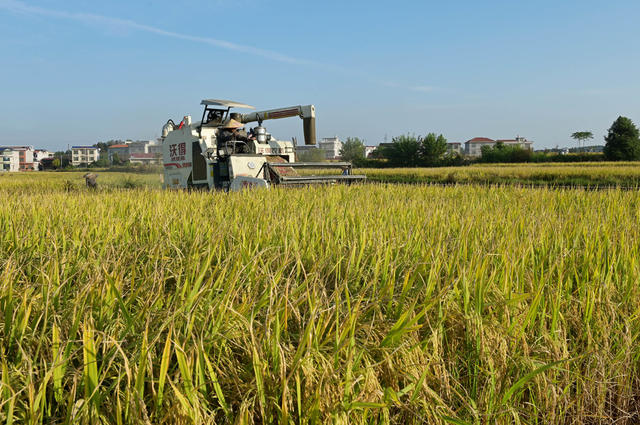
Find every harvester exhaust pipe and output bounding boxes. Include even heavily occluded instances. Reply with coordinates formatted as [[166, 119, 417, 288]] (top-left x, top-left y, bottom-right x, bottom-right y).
[[240, 104, 316, 145]]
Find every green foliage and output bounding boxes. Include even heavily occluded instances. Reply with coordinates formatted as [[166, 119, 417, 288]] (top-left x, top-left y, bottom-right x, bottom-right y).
[[339, 137, 366, 164], [604, 116, 640, 160], [90, 158, 110, 168], [479, 142, 533, 163], [95, 140, 120, 154], [54, 151, 71, 168], [110, 152, 125, 166], [530, 152, 606, 163], [378, 133, 448, 166], [297, 148, 326, 162], [378, 135, 422, 166], [571, 131, 594, 143], [420, 133, 448, 165]]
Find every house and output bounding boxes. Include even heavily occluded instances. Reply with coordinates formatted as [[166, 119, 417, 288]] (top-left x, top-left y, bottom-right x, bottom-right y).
[[464, 136, 533, 157], [107, 144, 130, 163], [147, 141, 163, 156], [364, 146, 377, 158], [464, 137, 495, 157], [34, 149, 54, 162], [128, 140, 160, 155], [107, 140, 161, 163], [446, 142, 462, 155], [129, 152, 161, 165], [318, 137, 343, 160], [0, 148, 20, 172], [0, 146, 37, 170], [495, 137, 533, 151], [71, 146, 100, 166]]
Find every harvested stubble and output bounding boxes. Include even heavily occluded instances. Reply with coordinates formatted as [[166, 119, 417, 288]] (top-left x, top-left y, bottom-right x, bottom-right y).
[[1, 180, 640, 424]]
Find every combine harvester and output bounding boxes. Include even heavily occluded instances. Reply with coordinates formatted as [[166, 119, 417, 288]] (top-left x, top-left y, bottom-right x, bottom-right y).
[[161, 99, 366, 191]]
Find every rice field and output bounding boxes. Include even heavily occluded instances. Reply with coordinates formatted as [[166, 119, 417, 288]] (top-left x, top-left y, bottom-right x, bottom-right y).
[[1, 172, 640, 423], [357, 162, 640, 186]]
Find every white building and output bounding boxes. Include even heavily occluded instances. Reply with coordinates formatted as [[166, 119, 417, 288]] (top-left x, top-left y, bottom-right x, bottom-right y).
[[71, 146, 100, 166], [318, 137, 342, 160], [109, 140, 161, 163], [464, 136, 533, 157], [365, 146, 377, 158], [34, 149, 54, 162], [130, 153, 161, 165], [0, 146, 37, 171], [446, 142, 463, 155], [0, 149, 20, 172]]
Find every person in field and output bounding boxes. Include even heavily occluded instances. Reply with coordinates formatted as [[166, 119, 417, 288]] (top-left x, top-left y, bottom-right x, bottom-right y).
[[83, 172, 97, 189]]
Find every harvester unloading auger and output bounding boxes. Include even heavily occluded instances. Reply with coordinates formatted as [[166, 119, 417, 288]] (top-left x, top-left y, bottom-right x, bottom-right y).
[[161, 99, 366, 191]]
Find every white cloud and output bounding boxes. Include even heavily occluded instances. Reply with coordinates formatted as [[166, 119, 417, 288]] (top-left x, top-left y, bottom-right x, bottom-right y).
[[0, 0, 314, 65]]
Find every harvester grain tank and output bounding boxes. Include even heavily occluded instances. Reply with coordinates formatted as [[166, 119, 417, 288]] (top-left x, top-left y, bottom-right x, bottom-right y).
[[161, 99, 365, 190]]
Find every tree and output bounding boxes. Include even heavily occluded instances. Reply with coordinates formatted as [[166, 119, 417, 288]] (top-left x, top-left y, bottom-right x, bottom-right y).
[[54, 150, 71, 167], [604, 116, 640, 160], [339, 137, 366, 163], [571, 131, 593, 150], [479, 142, 532, 163], [110, 153, 124, 165], [420, 133, 447, 165], [379, 135, 421, 166]]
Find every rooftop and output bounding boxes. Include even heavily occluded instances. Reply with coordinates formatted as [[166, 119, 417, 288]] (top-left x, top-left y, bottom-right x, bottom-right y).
[[466, 137, 495, 144], [108, 144, 129, 148], [0, 145, 33, 150], [72, 145, 98, 149], [496, 139, 531, 143]]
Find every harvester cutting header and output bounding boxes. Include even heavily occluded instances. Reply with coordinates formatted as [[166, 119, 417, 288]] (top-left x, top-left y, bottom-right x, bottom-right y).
[[161, 99, 365, 191]]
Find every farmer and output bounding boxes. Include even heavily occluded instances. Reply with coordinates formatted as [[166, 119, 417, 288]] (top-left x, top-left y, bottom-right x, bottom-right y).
[[83, 172, 98, 189], [218, 119, 249, 143]]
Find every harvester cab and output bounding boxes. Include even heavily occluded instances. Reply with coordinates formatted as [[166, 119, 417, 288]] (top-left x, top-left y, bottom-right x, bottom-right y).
[[161, 99, 366, 191]]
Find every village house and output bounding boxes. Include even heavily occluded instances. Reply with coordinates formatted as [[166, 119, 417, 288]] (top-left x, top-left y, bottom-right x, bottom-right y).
[[71, 146, 100, 166], [464, 136, 533, 157], [318, 137, 343, 160], [0, 148, 20, 172]]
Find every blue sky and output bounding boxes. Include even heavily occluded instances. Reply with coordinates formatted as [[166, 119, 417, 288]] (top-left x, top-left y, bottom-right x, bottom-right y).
[[1, 0, 639, 151]]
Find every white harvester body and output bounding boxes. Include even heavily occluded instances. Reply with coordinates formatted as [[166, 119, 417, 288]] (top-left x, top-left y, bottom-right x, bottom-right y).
[[161, 99, 365, 191]]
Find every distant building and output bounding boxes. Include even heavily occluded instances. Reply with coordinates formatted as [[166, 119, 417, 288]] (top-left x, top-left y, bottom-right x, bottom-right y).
[[495, 137, 533, 151], [318, 137, 342, 160], [127, 141, 147, 155], [108, 140, 161, 163], [107, 144, 130, 163], [0, 146, 36, 171], [71, 146, 100, 166], [464, 137, 495, 157], [129, 152, 161, 165], [147, 141, 162, 156], [34, 149, 54, 162], [464, 136, 533, 157], [446, 142, 462, 155], [295, 145, 317, 154], [0, 149, 20, 172], [364, 146, 377, 158], [128, 140, 160, 155]]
